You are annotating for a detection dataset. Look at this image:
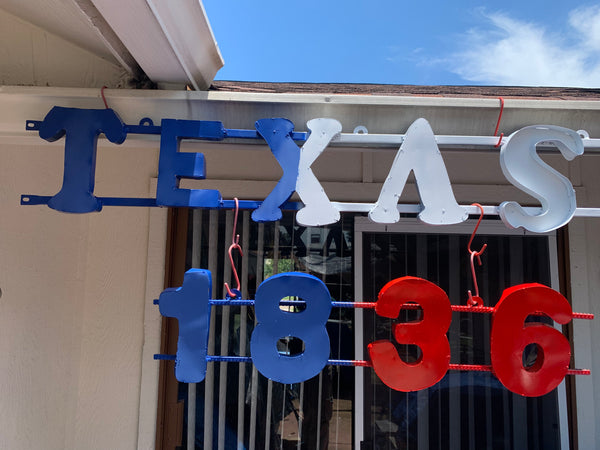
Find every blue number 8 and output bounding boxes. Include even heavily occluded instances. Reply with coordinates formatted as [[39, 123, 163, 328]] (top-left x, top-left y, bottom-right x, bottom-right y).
[[250, 272, 332, 383]]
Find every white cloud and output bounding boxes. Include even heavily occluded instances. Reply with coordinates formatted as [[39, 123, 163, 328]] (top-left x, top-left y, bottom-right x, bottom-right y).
[[570, 5, 600, 51], [450, 7, 600, 87]]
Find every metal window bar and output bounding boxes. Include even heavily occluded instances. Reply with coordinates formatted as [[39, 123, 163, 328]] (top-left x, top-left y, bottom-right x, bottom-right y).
[[510, 236, 527, 449], [217, 211, 234, 450], [238, 211, 250, 450], [265, 222, 279, 450], [249, 222, 264, 450], [188, 209, 204, 449], [203, 210, 219, 449], [294, 213, 305, 450], [447, 235, 461, 450]]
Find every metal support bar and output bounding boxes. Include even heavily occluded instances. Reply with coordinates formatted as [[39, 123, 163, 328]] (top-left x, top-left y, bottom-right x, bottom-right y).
[[19, 193, 600, 219], [26, 117, 600, 149], [156, 354, 591, 376]]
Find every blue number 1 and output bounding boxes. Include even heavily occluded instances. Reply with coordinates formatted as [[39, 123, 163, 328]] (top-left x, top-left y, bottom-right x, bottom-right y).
[[250, 272, 331, 383], [158, 269, 212, 383]]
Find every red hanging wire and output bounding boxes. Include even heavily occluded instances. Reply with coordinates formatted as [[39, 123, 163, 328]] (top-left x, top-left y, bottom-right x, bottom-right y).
[[224, 198, 243, 298], [493, 97, 504, 148], [100, 86, 109, 109], [467, 203, 487, 306]]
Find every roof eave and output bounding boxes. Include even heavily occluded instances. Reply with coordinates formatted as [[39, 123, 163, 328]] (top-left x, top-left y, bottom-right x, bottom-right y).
[[90, 0, 224, 90]]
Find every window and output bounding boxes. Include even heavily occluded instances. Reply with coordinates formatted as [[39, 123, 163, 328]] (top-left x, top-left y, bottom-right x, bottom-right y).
[[156, 212, 572, 450], [355, 218, 566, 450]]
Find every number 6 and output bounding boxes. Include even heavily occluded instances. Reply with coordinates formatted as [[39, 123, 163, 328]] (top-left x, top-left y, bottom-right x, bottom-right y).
[[491, 283, 572, 397]]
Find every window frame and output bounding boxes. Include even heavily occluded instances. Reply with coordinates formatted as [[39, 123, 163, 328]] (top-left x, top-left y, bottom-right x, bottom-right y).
[[352, 216, 569, 450]]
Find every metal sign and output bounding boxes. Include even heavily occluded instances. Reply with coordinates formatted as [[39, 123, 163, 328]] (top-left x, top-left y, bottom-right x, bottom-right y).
[[22, 106, 598, 233], [156, 269, 593, 397], [20, 106, 595, 397]]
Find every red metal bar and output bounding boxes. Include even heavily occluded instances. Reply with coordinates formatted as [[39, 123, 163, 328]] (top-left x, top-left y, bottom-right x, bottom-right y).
[[330, 359, 589, 376], [566, 368, 591, 376], [449, 364, 493, 372], [351, 302, 593, 320]]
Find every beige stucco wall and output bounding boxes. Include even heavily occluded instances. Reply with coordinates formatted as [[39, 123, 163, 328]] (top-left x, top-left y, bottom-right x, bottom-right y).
[[0, 88, 166, 449], [0, 86, 599, 448]]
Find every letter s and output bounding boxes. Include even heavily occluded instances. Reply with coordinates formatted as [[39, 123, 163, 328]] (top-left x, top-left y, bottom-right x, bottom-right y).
[[499, 126, 583, 233]]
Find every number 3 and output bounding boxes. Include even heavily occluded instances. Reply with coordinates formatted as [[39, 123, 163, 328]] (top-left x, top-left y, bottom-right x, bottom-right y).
[[368, 276, 452, 392]]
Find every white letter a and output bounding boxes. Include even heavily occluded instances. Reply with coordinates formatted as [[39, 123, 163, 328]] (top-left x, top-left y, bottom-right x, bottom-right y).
[[369, 118, 467, 225]]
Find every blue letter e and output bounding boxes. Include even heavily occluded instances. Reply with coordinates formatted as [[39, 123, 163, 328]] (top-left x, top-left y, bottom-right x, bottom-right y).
[[156, 119, 223, 208]]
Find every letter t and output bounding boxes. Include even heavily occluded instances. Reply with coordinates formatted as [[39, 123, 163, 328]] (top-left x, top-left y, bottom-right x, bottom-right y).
[[39, 106, 126, 213]]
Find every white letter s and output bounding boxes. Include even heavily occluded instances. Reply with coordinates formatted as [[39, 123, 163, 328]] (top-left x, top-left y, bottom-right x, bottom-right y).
[[499, 125, 583, 233]]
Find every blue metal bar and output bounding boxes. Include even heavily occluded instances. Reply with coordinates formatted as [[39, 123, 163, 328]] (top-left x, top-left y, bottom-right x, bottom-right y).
[[26, 120, 42, 131], [21, 195, 52, 205], [224, 128, 307, 141], [124, 123, 161, 135], [224, 129, 259, 139], [157, 354, 371, 367], [220, 200, 302, 210], [209, 299, 255, 306], [21, 195, 305, 210], [207, 299, 374, 308], [21, 195, 157, 207], [27, 118, 308, 141], [208, 355, 253, 363], [291, 131, 308, 141], [101, 197, 157, 206]]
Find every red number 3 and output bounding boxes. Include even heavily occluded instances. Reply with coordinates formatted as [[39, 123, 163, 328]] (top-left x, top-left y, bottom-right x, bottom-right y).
[[368, 277, 452, 392], [491, 283, 572, 397]]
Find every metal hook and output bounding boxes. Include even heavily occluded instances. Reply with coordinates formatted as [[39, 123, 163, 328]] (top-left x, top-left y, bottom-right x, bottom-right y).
[[224, 198, 243, 299], [467, 203, 487, 306], [493, 97, 505, 148], [100, 86, 109, 109]]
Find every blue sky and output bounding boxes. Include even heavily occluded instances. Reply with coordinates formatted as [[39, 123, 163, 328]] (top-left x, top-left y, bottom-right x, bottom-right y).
[[203, 1, 600, 87]]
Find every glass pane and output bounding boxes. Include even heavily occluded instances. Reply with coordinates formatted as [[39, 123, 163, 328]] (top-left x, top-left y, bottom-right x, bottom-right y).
[[361, 231, 560, 450], [180, 211, 357, 449]]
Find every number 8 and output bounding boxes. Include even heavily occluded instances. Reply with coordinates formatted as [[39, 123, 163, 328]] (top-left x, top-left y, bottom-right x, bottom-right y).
[[250, 272, 332, 384]]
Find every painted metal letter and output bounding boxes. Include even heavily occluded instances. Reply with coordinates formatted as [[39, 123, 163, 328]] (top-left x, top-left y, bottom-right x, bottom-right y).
[[253, 118, 300, 222], [39, 106, 126, 213], [156, 119, 223, 208], [296, 118, 342, 226], [499, 126, 584, 232], [369, 118, 467, 225]]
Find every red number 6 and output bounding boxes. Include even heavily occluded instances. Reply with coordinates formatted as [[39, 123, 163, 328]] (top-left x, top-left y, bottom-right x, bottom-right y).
[[491, 283, 572, 397], [368, 276, 452, 392]]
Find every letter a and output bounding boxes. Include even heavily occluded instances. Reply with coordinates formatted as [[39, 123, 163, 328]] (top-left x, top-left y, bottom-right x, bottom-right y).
[[369, 118, 466, 225]]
